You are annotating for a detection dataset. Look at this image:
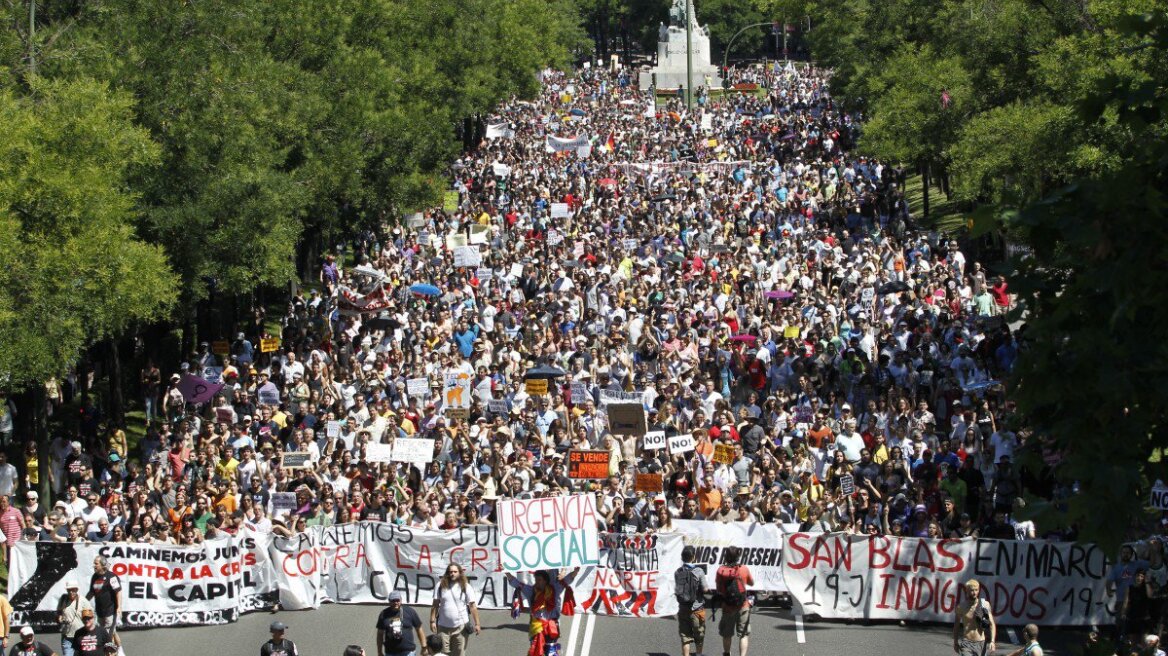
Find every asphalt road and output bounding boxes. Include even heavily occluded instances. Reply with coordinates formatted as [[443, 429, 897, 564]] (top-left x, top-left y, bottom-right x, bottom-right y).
[[120, 602, 1094, 656]]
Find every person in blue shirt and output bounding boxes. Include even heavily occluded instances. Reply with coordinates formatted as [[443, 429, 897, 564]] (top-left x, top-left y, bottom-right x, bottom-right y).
[[453, 320, 480, 359]]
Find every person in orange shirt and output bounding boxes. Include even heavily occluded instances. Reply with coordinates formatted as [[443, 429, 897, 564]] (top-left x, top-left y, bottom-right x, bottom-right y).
[[805, 414, 834, 450], [696, 474, 722, 518]]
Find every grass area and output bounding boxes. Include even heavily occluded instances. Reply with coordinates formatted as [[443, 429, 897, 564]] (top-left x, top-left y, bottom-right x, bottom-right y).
[[904, 173, 966, 235]]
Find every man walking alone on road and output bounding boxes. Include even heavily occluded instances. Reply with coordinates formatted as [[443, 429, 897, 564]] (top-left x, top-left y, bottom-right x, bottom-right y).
[[953, 579, 995, 656], [715, 546, 754, 656], [675, 545, 707, 656]]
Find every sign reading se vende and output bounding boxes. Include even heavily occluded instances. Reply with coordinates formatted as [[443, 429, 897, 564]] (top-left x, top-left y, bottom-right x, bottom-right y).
[[568, 450, 610, 479]]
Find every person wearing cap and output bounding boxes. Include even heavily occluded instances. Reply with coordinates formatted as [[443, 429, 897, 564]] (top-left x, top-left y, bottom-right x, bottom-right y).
[[376, 592, 425, 656], [56, 579, 91, 656], [260, 621, 298, 656], [70, 609, 110, 656], [10, 626, 54, 656]]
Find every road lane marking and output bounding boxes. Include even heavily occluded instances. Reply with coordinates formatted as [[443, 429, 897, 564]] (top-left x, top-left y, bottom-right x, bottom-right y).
[[795, 613, 806, 643], [563, 612, 581, 656], [579, 613, 598, 656]]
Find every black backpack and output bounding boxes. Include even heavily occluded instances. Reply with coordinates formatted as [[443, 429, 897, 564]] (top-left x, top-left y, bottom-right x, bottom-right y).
[[718, 565, 747, 607], [675, 566, 703, 606]]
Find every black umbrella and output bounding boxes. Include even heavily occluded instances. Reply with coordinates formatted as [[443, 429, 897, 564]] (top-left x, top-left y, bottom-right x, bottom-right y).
[[877, 281, 911, 295], [524, 364, 566, 380], [651, 194, 678, 203], [664, 252, 686, 264], [363, 318, 398, 331]]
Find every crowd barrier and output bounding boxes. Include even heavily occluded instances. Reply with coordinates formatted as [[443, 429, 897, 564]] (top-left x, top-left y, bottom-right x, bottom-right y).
[[6, 522, 1112, 629]]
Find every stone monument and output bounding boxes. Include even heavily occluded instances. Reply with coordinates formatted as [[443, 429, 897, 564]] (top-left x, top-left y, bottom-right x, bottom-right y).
[[639, 0, 723, 92]]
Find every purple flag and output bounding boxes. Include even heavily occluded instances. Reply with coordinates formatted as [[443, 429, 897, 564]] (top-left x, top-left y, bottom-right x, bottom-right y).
[[177, 374, 224, 405]]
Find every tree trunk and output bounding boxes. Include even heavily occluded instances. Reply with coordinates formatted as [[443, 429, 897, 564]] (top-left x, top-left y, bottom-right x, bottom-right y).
[[922, 161, 932, 219], [109, 338, 125, 427], [33, 384, 51, 499]]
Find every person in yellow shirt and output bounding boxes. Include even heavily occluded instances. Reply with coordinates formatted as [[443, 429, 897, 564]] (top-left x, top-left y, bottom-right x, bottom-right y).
[[795, 471, 824, 521], [215, 446, 240, 480]]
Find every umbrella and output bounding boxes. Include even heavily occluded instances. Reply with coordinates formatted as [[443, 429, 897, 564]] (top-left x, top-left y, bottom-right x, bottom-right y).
[[651, 194, 678, 203], [765, 290, 795, 300], [561, 259, 582, 269], [524, 364, 566, 380], [597, 178, 618, 187], [730, 334, 757, 344], [664, 252, 686, 264], [569, 108, 586, 116], [363, 318, 398, 331], [409, 283, 441, 297], [877, 281, 911, 295]]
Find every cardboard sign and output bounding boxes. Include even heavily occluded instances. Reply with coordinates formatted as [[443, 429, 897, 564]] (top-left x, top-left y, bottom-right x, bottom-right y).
[[497, 494, 601, 573], [635, 473, 664, 493], [215, 407, 234, 425], [606, 402, 647, 436], [260, 338, 280, 353], [446, 233, 469, 249], [487, 399, 509, 416], [713, 444, 736, 465], [525, 378, 549, 396], [453, 246, 481, 268], [475, 267, 494, 281], [861, 287, 875, 305], [783, 325, 801, 339], [406, 378, 429, 397], [550, 202, 571, 218], [570, 382, 588, 405], [567, 450, 610, 479], [281, 452, 313, 470], [667, 434, 695, 455], [642, 430, 667, 451], [392, 438, 435, 466], [365, 442, 393, 464], [326, 420, 342, 439], [271, 492, 297, 516], [840, 474, 855, 495], [211, 340, 230, 356]]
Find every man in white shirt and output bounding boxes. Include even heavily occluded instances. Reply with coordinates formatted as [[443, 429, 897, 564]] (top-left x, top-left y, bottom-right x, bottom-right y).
[[0, 452, 18, 499], [835, 419, 866, 464], [79, 493, 109, 534]]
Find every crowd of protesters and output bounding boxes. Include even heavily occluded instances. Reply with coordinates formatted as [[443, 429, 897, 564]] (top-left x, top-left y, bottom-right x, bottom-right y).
[[0, 58, 1137, 654]]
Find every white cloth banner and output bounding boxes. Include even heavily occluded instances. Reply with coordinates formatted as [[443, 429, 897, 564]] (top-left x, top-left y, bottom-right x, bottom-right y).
[[546, 134, 591, 157], [485, 123, 515, 140], [782, 532, 1111, 625], [674, 520, 788, 593]]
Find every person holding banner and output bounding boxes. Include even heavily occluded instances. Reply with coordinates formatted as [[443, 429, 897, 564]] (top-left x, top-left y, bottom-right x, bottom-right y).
[[429, 563, 481, 656], [504, 568, 580, 656]]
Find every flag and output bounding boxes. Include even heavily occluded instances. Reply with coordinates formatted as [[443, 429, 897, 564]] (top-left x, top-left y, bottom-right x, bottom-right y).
[[604, 131, 615, 153], [177, 374, 224, 405]]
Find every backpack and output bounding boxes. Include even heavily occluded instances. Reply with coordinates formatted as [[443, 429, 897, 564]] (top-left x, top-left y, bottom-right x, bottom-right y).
[[717, 565, 747, 607], [675, 566, 703, 606]]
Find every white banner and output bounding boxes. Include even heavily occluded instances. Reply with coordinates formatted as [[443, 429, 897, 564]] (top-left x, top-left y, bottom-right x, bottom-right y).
[[392, 438, 435, 466], [485, 123, 515, 140], [497, 494, 600, 573], [365, 442, 393, 463], [453, 246, 481, 268], [674, 520, 788, 593], [550, 202, 571, 218], [546, 134, 591, 157], [782, 533, 1111, 625], [406, 377, 429, 397]]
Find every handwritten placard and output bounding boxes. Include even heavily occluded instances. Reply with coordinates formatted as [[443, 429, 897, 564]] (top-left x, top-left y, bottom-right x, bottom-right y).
[[281, 452, 313, 470], [525, 378, 549, 396]]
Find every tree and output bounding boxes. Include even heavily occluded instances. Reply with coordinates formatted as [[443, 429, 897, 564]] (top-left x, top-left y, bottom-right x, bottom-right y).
[[0, 77, 177, 388]]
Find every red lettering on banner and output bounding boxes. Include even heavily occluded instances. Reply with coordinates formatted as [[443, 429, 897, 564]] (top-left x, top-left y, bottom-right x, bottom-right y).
[[785, 533, 813, 570], [869, 536, 890, 569], [333, 546, 351, 572], [876, 572, 894, 608], [418, 544, 434, 572], [394, 545, 414, 569], [809, 535, 851, 571], [936, 539, 964, 572], [911, 541, 936, 572]]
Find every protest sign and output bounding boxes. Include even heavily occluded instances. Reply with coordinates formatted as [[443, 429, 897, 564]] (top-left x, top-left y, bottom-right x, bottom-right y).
[[485, 123, 515, 140], [392, 438, 435, 466], [568, 450, 610, 479], [570, 382, 588, 405], [443, 372, 472, 411], [326, 420, 341, 439], [487, 399, 509, 416], [1153, 481, 1168, 510], [446, 233, 468, 249], [406, 377, 429, 397], [598, 388, 643, 405], [667, 433, 695, 455], [635, 473, 663, 493], [497, 494, 601, 572], [675, 520, 788, 592], [281, 452, 312, 469], [453, 246, 481, 268], [607, 402, 647, 436], [211, 340, 230, 356], [550, 202, 571, 218], [443, 190, 460, 212], [272, 492, 297, 516], [491, 162, 512, 178], [840, 474, 855, 495], [546, 134, 590, 154], [525, 378, 549, 396], [642, 430, 667, 451], [475, 267, 493, 281], [215, 407, 234, 425], [404, 212, 426, 229], [365, 442, 393, 464], [713, 444, 736, 465], [201, 367, 224, 385], [783, 533, 1110, 625], [861, 287, 875, 305], [260, 338, 280, 353]]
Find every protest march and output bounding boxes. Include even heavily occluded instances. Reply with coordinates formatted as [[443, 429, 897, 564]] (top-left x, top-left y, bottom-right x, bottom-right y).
[[0, 48, 1158, 656]]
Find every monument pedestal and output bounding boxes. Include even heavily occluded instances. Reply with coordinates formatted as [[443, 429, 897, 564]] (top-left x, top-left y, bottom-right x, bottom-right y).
[[639, 1, 723, 92]]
